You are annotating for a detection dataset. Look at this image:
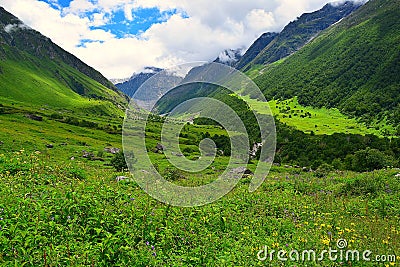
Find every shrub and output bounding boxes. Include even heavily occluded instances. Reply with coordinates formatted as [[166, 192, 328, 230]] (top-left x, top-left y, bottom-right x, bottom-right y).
[[110, 151, 131, 171], [351, 147, 394, 172]]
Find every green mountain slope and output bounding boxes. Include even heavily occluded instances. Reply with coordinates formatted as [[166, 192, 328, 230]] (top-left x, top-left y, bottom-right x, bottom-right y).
[[253, 0, 400, 127], [0, 7, 127, 115], [242, 1, 361, 71]]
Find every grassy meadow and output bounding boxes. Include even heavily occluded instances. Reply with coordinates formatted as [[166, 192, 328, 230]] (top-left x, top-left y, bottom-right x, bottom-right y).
[[0, 107, 399, 266], [240, 95, 395, 137]]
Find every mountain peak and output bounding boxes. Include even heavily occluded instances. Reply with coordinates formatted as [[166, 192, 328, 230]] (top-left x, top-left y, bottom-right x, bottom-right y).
[[214, 48, 245, 66]]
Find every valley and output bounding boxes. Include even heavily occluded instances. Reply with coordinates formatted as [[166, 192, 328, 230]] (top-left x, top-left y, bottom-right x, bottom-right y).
[[1, 0, 400, 265]]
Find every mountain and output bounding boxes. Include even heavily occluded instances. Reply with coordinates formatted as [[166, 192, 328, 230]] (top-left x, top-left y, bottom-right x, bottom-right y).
[[253, 0, 400, 125], [110, 77, 130, 85], [115, 67, 162, 98], [241, 1, 362, 71], [235, 32, 278, 70], [214, 48, 244, 67], [0, 7, 127, 115]]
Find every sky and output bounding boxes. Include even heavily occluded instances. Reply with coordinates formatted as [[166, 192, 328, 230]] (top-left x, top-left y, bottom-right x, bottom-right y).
[[0, 0, 353, 79]]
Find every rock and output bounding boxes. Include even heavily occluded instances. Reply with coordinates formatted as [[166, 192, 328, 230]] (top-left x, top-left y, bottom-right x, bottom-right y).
[[26, 114, 43, 121], [244, 168, 254, 175], [273, 163, 280, 167], [176, 153, 184, 157], [302, 167, 309, 172], [104, 147, 120, 154], [156, 143, 166, 151], [116, 176, 129, 182], [0, 141, 3, 146], [395, 173, 400, 178], [153, 143, 166, 154], [249, 142, 263, 158], [82, 150, 94, 159], [70, 157, 75, 160], [229, 167, 253, 175], [46, 144, 54, 148]]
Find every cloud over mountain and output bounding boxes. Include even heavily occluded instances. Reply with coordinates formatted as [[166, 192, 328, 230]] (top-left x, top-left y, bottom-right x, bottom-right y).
[[0, 0, 355, 79]]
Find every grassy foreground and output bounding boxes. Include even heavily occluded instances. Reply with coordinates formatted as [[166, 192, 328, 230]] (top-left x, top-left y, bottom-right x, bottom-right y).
[[0, 112, 399, 266]]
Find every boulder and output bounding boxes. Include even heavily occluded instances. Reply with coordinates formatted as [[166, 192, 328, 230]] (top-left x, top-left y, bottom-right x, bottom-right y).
[[116, 176, 129, 182], [104, 147, 120, 154], [26, 114, 43, 121], [82, 150, 94, 159], [46, 144, 54, 148], [229, 167, 253, 176]]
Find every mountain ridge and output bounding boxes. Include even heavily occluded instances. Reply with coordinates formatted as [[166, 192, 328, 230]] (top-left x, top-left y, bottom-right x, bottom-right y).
[[0, 6, 127, 115], [240, 1, 362, 70], [253, 0, 400, 126]]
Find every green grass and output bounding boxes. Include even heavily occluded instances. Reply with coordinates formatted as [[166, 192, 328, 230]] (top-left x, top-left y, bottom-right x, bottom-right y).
[[0, 46, 126, 117], [240, 95, 394, 137], [0, 110, 399, 266], [1, 147, 399, 266]]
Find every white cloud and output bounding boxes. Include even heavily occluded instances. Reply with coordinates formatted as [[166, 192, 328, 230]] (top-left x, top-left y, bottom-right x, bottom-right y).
[[0, 0, 347, 79]]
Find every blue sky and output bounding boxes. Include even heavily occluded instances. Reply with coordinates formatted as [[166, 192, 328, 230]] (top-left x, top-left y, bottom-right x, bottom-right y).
[[39, 0, 181, 37], [1, 0, 341, 78]]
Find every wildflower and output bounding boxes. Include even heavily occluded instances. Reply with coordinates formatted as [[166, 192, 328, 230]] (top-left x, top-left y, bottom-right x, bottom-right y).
[[0, 218, 3, 221], [151, 245, 155, 250], [146, 241, 150, 246], [321, 237, 330, 246], [130, 197, 135, 201], [152, 252, 156, 257], [327, 231, 332, 236]]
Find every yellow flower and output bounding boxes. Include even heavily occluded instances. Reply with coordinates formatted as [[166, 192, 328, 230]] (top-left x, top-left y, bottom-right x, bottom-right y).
[[350, 223, 355, 226], [272, 242, 279, 248], [321, 237, 330, 246], [320, 224, 326, 228]]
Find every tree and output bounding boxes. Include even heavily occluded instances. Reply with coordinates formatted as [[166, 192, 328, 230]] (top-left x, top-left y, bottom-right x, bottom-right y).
[[351, 147, 393, 172]]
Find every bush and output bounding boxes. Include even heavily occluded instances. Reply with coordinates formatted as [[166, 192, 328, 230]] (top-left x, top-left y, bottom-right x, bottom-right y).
[[351, 147, 394, 172], [110, 151, 128, 171]]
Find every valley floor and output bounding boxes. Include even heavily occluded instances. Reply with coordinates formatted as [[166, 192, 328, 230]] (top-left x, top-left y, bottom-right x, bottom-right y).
[[0, 113, 399, 266]]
